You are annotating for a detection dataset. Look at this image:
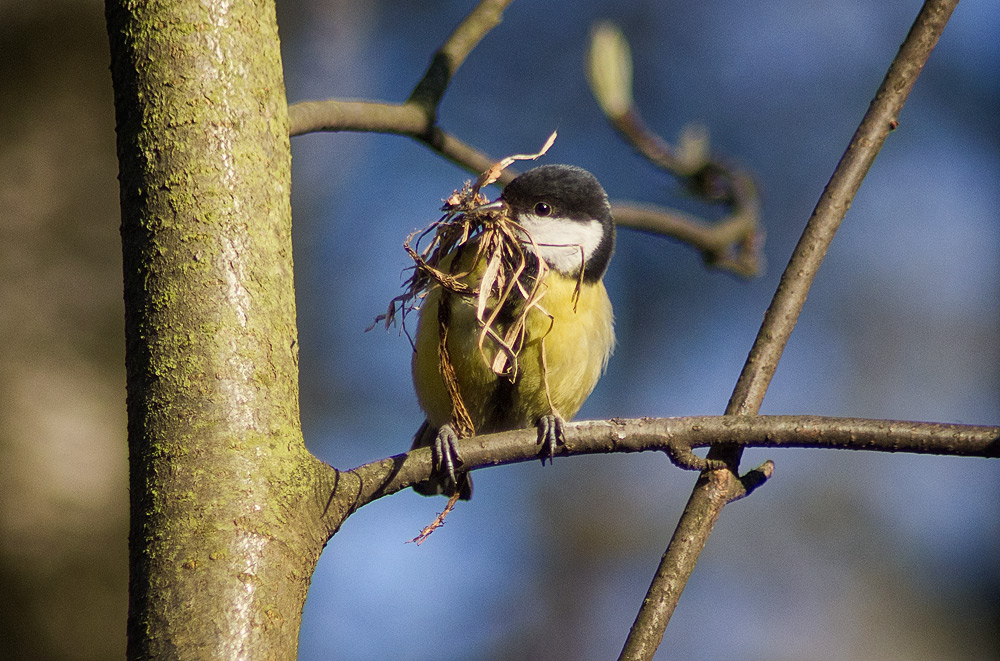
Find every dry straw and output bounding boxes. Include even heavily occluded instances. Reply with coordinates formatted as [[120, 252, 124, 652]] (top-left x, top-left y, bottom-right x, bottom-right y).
[[376, 133, 562, 434]]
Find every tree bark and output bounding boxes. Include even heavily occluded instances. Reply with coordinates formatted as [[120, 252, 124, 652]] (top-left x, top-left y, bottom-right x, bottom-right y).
[[106, 0, 332, 657]]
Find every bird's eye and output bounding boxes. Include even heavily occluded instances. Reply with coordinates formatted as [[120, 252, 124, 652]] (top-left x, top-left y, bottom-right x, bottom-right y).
[[533, 202, 551, 216]]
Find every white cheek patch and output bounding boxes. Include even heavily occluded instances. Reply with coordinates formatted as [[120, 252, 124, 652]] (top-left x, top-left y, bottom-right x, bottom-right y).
[[516, 213, 605, 276]]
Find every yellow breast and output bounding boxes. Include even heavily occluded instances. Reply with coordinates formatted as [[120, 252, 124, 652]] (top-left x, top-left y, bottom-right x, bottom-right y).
[[412, 250, 614, 435]]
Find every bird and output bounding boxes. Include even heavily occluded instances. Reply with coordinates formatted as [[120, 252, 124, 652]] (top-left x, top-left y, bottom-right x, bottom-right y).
[[410, 164, 615, 500]]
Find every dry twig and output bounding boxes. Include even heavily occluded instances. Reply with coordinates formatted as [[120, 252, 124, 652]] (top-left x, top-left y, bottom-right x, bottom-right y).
[[587, 22, 764, 277]]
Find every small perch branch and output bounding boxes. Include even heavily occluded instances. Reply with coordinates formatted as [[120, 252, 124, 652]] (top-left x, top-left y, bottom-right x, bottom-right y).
[[343, 415, 998, 508]]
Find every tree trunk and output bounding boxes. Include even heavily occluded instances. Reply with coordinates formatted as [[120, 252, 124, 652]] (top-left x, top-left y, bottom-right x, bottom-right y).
[[105, 0, 331, 657]]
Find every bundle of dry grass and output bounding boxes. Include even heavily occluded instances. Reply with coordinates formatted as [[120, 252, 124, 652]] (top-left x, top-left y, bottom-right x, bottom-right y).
[[376, 134, 561, 393]]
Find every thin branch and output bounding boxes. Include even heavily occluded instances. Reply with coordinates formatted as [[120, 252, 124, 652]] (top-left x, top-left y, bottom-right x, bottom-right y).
[[614, 198, 762, 278], [586, 22, 765, 277], [289, 100, 427, 136], [287, 100, 761, 273], [602, 122, 762, 277], [288, 100, 505, 177], [407, 0, 513, 114], [620, 2, 961, 659], [288, 6, 760, 277], [288, 0, 514, 175], [290, 0, 509, 133], [342, 415, 999, 507]]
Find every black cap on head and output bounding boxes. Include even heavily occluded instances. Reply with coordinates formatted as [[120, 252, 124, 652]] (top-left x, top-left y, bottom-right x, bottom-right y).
[[501, 164, 615, 281]]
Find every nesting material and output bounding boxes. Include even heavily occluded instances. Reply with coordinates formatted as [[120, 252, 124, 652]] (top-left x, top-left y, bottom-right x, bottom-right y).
[[376, 134, 560, 435]]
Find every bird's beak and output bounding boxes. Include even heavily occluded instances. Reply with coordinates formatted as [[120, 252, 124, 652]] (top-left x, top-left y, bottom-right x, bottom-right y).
[[475, 199, 505, 212]]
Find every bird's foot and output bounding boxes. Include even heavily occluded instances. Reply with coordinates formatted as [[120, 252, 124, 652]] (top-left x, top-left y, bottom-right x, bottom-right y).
[[432, 423, 464, 488], [537, 413, 566, 466]]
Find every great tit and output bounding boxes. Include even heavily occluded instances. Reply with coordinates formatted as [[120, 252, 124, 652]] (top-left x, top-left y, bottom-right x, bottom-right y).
[[410, 164, 615, 499]]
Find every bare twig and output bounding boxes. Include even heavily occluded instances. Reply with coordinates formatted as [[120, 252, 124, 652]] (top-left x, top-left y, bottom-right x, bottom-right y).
[[614, 197, 762, 278], [288, 0, 515, 178], [344, 415, 998, 507], [619, 2, 961, 659], [407, 0, 513, 115], [288, 6, 760, 276], [288, 100, 505, 177], [587, 22, 765, 277]]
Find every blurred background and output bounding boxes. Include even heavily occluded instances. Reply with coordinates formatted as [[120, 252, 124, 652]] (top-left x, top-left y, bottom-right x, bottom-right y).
[[2, 0, 997, 659]]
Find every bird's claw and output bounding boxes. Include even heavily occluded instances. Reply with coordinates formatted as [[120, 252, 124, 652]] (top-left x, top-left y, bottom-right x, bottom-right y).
[[432, 424, 463, 488], [537, 414, 565, 466]]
